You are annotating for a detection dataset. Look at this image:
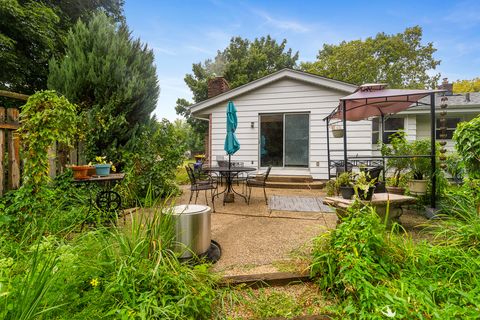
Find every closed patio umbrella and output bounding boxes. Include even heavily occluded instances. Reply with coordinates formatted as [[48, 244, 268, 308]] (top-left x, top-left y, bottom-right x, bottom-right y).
[[224, 100, 240, 166]]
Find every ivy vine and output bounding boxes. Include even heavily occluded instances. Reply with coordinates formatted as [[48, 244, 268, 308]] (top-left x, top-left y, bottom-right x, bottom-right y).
[[18, 90, 78, 188]]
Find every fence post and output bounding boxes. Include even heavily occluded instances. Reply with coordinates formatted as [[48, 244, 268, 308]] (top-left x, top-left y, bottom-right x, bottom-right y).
[[48, 143, 57, 179], [7, 108, 20, 190], [0, 107, 5, 195]]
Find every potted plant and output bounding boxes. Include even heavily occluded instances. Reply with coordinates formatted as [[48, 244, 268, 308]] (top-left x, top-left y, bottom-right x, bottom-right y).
[[331, 125, 344, 138], [353, 171, 376, 200], [408, 139, 431, 195], [381, 131, 410, 195], [335, 172, 355, 199], [70, 165, 90, 180], [90, 156, 116, 176]]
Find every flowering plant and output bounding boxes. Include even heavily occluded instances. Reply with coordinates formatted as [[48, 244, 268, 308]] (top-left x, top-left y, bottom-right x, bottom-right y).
[[89, 156, 116, 172]]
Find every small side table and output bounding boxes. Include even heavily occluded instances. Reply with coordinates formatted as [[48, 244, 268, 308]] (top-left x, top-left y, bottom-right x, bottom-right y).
[[74, 173, 125, 228]]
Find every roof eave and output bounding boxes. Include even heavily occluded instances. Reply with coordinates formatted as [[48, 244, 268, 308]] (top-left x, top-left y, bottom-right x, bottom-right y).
[[190, 69, 357, 115]]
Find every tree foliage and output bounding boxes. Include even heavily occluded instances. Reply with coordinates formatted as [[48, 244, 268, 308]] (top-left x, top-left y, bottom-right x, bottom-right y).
[[48, 12, 159, 161], [302, 26, 440, 89], [121, 119, 187, 203], [0, 0, 124, 96], [0, 0, 60, 94], [176, 35, 299, 137], [453, 77, 480, 93]]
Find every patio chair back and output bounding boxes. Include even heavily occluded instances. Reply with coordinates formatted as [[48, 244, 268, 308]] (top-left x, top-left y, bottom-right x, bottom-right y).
[[185, 166, 197, 185], [363, 166, 383, 182], [335, 162, 353, 176], [262, 166, 272, 182]]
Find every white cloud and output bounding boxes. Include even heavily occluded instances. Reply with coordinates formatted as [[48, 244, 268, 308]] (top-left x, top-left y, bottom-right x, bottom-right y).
[[185, 45, 215, 55], [252, 9, 310, 33], [153, 47, 176, 56]]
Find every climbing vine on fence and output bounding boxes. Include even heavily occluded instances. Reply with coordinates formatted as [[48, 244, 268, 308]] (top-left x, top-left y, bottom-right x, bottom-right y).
[[18, 90, 77, 188]]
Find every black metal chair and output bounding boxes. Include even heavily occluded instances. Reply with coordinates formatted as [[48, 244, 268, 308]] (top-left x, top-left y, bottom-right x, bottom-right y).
[[246, 166, 272, 205], [185, 166, 217, 211]]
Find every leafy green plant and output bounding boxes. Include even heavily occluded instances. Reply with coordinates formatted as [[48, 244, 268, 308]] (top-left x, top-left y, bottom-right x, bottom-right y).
[[18, 90, 78, 188], [444, 152, 465, 182], [381, 131, 410, 187], [454, 115, 480, 179], [353, 171, 376, 199], [409, 139, 432, 179], [311, 192, 480, 318], [120, 120, 187, 206]]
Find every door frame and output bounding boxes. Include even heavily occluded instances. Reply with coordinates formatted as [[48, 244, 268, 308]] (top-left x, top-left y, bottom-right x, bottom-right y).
[[258, 112, 310, 169]]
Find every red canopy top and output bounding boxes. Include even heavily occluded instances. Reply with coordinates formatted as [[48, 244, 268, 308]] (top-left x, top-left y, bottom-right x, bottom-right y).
[[328, 84, 445, 121]]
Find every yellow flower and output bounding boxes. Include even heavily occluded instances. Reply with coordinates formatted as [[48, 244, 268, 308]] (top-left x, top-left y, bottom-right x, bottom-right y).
[[90, 278, 99, 287]]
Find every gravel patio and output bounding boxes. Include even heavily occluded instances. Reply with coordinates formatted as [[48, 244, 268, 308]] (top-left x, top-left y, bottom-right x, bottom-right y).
[[173, 186, 337, 276]]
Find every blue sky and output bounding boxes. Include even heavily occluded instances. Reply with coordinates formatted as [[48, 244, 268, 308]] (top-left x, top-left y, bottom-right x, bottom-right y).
[[124, 0, 480, 121]]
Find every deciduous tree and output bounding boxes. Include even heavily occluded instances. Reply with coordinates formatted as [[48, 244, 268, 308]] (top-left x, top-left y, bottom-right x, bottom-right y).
[[302, 26, 440, 89], [453, 78, 480, 93], [176, 35, 299, 140]]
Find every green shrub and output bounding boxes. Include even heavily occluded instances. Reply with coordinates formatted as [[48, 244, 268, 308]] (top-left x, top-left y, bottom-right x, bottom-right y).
[[120, 120, 187, 206], [454, 115, 480, 179], [311, 200, 480, 318], [0, 208, 218, 319]]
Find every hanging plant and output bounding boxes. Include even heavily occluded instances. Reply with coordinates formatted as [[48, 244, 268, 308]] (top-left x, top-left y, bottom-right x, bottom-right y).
[[331, 124, 344, 138]]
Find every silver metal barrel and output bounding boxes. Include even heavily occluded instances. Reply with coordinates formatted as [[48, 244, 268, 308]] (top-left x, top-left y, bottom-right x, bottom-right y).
[[172, 205, 211, 258]]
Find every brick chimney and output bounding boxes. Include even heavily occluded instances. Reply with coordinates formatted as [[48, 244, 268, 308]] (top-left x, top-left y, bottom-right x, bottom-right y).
[[438, 77, 453, 95], [207, 77, 230, 98]]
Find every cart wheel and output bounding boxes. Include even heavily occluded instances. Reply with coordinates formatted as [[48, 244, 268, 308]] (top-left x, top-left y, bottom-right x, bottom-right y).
[[95, 191, 121, 212]]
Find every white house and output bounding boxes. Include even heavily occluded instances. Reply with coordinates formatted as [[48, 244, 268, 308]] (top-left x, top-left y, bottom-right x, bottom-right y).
[[190, 69, 480, 180]]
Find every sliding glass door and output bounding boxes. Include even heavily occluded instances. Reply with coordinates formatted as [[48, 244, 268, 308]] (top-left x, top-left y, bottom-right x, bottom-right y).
[[260, 113, 309, 168]]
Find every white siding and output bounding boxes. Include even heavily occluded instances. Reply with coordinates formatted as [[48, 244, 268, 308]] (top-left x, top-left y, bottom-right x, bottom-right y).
[[207, 78, 372, 179], [416, 113, 477, 151]]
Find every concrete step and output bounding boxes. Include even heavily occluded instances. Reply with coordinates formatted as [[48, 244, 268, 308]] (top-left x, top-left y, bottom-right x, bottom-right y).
[[259, 174, 314, 183], [266, 180, 325, 189]]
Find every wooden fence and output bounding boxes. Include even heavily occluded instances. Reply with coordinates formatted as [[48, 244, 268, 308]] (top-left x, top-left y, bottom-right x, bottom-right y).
[[0, 106, 86, 196], [0, 107, 21, 196]]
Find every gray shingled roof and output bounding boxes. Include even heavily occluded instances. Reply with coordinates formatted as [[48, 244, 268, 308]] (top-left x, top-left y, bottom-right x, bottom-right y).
[[416, 92, 480, 109]]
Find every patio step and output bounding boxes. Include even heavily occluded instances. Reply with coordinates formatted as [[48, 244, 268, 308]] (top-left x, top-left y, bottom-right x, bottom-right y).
[[266, 180, 325, 189], [260, 174, 314, 183]]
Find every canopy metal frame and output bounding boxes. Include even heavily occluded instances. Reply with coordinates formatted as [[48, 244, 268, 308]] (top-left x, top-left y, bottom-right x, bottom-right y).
[[325, 92, 440, 209]]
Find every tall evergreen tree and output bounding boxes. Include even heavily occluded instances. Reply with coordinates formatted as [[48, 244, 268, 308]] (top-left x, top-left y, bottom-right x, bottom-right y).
[[48, 12, 159, 161], [0, 0, 125, 95]]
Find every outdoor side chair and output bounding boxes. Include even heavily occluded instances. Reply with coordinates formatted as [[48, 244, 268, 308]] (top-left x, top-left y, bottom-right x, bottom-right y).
[[246, 166, 272, 205], [185, 166, 217, 211]]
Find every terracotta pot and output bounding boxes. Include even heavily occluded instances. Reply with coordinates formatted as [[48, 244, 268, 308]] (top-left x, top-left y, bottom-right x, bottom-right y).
[[386, 186, 406, 195], [86, 165, 96, 177], [408, 179, 428, 195], [71, 165, 89, 180]]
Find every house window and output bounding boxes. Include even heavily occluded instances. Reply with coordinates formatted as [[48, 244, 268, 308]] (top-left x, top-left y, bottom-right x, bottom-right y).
[[372, 117, 405, 144], [436, 117, 461, 139]]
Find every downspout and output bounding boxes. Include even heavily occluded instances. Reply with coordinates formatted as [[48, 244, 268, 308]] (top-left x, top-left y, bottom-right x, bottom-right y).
[[326, 117, 331, 179]]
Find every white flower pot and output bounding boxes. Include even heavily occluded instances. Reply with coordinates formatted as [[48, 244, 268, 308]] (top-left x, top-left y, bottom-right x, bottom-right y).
[[408, 179, 428, 195]]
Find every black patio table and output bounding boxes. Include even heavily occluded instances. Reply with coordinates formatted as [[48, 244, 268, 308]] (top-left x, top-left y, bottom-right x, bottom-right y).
[[203, 166, 256, 204]]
